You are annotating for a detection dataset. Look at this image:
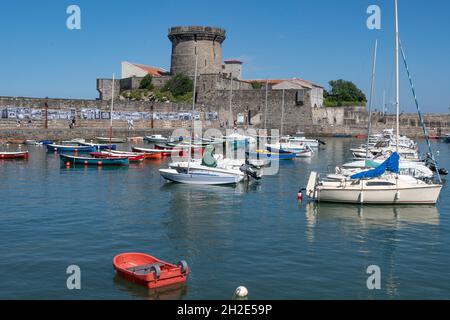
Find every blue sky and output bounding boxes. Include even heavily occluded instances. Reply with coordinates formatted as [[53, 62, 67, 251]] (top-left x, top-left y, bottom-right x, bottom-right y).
[[0, 0, 449, 112]]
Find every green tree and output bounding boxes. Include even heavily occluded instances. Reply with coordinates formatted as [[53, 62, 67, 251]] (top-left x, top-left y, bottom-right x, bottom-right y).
[[162, 74, 193, 97], [325, 79, 367, 106], [139, 74, 154, 90], [250, 81, 263, 90]]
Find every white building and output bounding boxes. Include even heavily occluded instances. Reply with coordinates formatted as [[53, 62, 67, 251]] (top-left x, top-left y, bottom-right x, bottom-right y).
[[222, 60, 243, 80], [121, 61, 168, 79], [272, 78, 324, 108]]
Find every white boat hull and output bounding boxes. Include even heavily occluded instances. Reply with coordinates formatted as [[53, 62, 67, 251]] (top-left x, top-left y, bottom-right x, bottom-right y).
[[316, 184, 442, 204], [159, 168, 244, 185]]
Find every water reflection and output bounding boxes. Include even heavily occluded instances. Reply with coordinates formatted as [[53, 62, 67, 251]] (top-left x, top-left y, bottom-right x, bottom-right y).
[[113, 275, 188, 300], [305, 202, 440, 229]]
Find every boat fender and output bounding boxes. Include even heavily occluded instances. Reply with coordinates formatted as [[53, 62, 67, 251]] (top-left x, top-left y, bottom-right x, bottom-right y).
[[150, 265, 161, 279], [297, 188, 306, 201], [178, 260, 188, 274]]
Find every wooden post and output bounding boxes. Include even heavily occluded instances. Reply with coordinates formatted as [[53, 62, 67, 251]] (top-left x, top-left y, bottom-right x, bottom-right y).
[[44, 97, 48, 129]]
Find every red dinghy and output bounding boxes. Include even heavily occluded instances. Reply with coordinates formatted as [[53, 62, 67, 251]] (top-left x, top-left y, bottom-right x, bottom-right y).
[[0, 151, 29, 160], [113, 253, 189, 289]]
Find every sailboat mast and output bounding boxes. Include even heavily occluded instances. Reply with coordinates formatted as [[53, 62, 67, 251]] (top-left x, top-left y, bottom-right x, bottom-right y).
[[110, 73, 115, 149], [280, 89, 285, 137], [395, 0, 400, 153], [264, 80, 268, 130], [229, 77, 233, 128], [366, 39, 378, 161], [187, 55, 198, 174]]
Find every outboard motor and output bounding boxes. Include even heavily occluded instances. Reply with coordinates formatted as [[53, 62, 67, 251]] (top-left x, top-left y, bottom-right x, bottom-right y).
[[424, 153, 448, 176], [239, 163, 262, 180]]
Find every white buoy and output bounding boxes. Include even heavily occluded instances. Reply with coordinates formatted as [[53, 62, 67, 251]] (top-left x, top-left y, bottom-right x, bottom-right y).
[[234, 286, 248, 298]]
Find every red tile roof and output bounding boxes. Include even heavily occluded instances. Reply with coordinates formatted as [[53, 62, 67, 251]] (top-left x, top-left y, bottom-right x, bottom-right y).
[[133, 63, 168, 77]]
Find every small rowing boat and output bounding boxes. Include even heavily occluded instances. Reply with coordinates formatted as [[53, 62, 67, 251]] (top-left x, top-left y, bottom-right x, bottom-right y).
[[47, 144, 96, 153], [247, 150, 296, 160], [78, 142, 117, 150], [60, 154, 129, 166], [25, 140, 54, 146], [96, 137, 127, 143], [131, 146, 165, 159], [113, 252, 189, 289], [0, 151, 29, 160], [90, 151, 145, 162], [144, 134, 172, 143]]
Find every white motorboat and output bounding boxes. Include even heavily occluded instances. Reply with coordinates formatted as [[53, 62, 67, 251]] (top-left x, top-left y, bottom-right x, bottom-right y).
[[159, 167, 245, 185], [285, 132, 321, 148], [144, 134, 172, 143]]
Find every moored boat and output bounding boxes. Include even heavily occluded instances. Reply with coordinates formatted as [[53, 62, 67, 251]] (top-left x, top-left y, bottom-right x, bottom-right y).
[[60, 154, 129, 166], [96, 137, 127, 143], [47, 144, 96, 153], [78, 142, 117, 150], [144, 134, 172, 143], [113, 252, 189, 289], [90, 151, 145, 162], [247, 149, 296, 160], [131, 146, 165, 159], [0, 151, 29, 160]]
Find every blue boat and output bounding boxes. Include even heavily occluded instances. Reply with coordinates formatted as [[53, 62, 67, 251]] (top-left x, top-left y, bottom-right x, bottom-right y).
[[78, 142, 117, 150], [60, 154, 129, 166], [47, 144, 96, 153], [247, 150, 296, 160], [39, 140, 54, 145]]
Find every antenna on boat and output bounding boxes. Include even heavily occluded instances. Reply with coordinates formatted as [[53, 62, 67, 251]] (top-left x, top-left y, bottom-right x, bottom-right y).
[[365, 39, 378, 162], [187, 55, 198, 174]]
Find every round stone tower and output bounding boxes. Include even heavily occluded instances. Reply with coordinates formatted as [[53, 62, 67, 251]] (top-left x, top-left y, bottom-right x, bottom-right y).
[[168, 26, 226, 76]]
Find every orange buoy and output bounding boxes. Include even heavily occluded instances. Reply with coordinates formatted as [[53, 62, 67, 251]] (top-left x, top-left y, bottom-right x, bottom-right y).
[[98, 161, 102, 166], [297, 190, 303, 201], [66, 161, 71, 167], [84, 160, 88, 165]]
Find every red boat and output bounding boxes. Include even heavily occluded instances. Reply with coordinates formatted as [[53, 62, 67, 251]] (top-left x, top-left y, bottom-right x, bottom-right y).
[[154, 144, 204, 157], [0, 151, 29, 160], [113, 253, 189, 289], [90, 151, 145, 162], [131, 147, 164, 159]]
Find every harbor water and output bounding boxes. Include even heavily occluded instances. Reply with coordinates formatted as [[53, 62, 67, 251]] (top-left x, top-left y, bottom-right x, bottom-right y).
[[0, 138, 449, 299]]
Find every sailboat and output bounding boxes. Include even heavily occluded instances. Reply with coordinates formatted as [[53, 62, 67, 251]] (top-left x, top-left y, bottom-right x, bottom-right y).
[[305, 0, 442, 204], [159, 57, 248, 185]]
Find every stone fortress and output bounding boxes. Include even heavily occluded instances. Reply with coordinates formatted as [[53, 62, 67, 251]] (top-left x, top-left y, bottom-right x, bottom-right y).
[[0, 25, 448, 141], [97, 25, 324, 110]]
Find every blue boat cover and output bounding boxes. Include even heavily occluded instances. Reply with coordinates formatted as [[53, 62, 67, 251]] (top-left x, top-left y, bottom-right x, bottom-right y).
[[351, 152, 400, 180]]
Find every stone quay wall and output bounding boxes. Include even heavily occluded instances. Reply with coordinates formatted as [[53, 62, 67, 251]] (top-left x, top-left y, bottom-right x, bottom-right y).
[[1, 95, 449, 142], [0, 96, 220, 141]]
